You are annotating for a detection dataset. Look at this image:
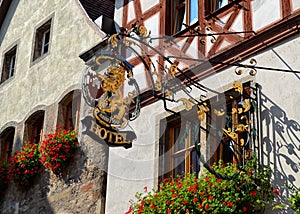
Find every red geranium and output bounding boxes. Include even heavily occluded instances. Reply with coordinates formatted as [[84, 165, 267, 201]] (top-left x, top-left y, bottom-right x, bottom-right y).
[[39, 127, 78, 174], [9, 141, 41, 187]]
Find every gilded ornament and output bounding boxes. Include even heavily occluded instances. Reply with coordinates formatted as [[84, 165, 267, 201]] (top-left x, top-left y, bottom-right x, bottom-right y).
[[223, 128, 238, 143], [206, 25, 212, 31], [242, 99, 251, 112], [179, 98, 193, 111], [214, 109, 225, 116], [249, 69, 257, 76], [233, 81, 243, 94], [197, 105, 205, 121], [235, 68, 243, 75], [109, 34, 119, 48], [202, 102, 209, 112], [138, 25, 148, 37], [97, 66, 125, 93], [195, 26, 202, 32], [169, 63, 177, 76], [235, 124, 249, 133], [200, 39, 206, 45], [238, 107, 243, 114], [232, 107, 237, 115], [239, 139, 245, 146]]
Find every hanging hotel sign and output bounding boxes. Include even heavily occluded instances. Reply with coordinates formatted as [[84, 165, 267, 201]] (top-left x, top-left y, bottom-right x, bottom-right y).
[[82, 51, 141, 148]]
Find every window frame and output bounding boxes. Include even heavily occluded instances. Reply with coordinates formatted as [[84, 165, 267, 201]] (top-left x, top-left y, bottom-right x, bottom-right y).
[[1, 45, 17, 84], [24, 111, 45, 144], [57, 90, 81, 131], [0, 127, 15, 161], [159, 110, 201, 181], [166, 0, 235, 35], [207, 82, 253, 165], [31, 14, 54, 64], [159, 82, 253, 181]]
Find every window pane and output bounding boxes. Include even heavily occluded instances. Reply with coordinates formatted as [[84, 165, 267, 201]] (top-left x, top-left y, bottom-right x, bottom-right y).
[[174, 126, 186, 152], [190, 0, 198, 24], [174, 155, 185, 177], [9, 55, 16, 77], [175, 6, 186, 32]]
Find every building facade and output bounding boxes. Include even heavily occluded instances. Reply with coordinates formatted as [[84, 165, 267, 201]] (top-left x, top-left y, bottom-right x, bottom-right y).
[[0, 0, 299, 213]]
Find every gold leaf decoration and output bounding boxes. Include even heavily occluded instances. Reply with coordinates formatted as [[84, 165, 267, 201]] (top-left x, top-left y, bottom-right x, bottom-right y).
[[233, 81, 243, 94], [179, 98, 193, 111], [243, 99, 251, 112], [197, 105, 205, 121], [232, 107, 237, 115], [138, 25, 148, 36], [223, 128, 238, 143], [238, 108, 243, 114], [169, 63, 177, 76], [235, 124, 250, 133], [214, 109, 225, 116], [109, 34, 119, 48]]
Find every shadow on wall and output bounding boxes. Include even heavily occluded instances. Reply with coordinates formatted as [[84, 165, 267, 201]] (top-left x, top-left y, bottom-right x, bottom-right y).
[[0, 146, 88, 213], [256, 84, 300, 213]]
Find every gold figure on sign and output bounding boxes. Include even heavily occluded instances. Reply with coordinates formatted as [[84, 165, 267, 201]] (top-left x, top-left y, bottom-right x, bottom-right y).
[[94, 65, 134, 129]]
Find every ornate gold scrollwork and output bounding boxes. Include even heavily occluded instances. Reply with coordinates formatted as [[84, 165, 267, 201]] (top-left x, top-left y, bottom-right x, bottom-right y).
[[168, 63, 177, 77], [233, 81, 243, 94], [179, 98, 193, 111], [197, 103, 209, 121], [109, 34, 119, 48], [223, 128, 238, 143], [242, 99, 251, 112], [214, 109, 225, 116], [231, 107, 243, 115], [235, 123, 250, 133]]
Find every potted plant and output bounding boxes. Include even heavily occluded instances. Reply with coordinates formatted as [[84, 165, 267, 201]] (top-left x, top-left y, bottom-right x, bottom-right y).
[[127, 157, 278, 213], [39, 127, 78, 174], [9, 141, 41, 187]]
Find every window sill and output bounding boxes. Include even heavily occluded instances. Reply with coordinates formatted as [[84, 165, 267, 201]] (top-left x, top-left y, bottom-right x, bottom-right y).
[[30, 52, 50, 67]]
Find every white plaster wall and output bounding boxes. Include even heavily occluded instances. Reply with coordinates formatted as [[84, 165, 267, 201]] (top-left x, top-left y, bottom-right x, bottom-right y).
[[0, 0, 101, 129], [252, 0, 281, 31]]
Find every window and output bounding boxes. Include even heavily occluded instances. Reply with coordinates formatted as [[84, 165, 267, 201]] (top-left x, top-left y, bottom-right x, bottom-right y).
[[208, 82, 252, 165], [159, 82, 253, 180], [57, 90, 81, 130], [0, 127, 15, 161], [33, 19, 52, 61], [166, 0, 199, 35], [205, 0, 230, 15], [1, 45, 17, 84], [24, 111, 45, 144], [159, 111, 201, 180]]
